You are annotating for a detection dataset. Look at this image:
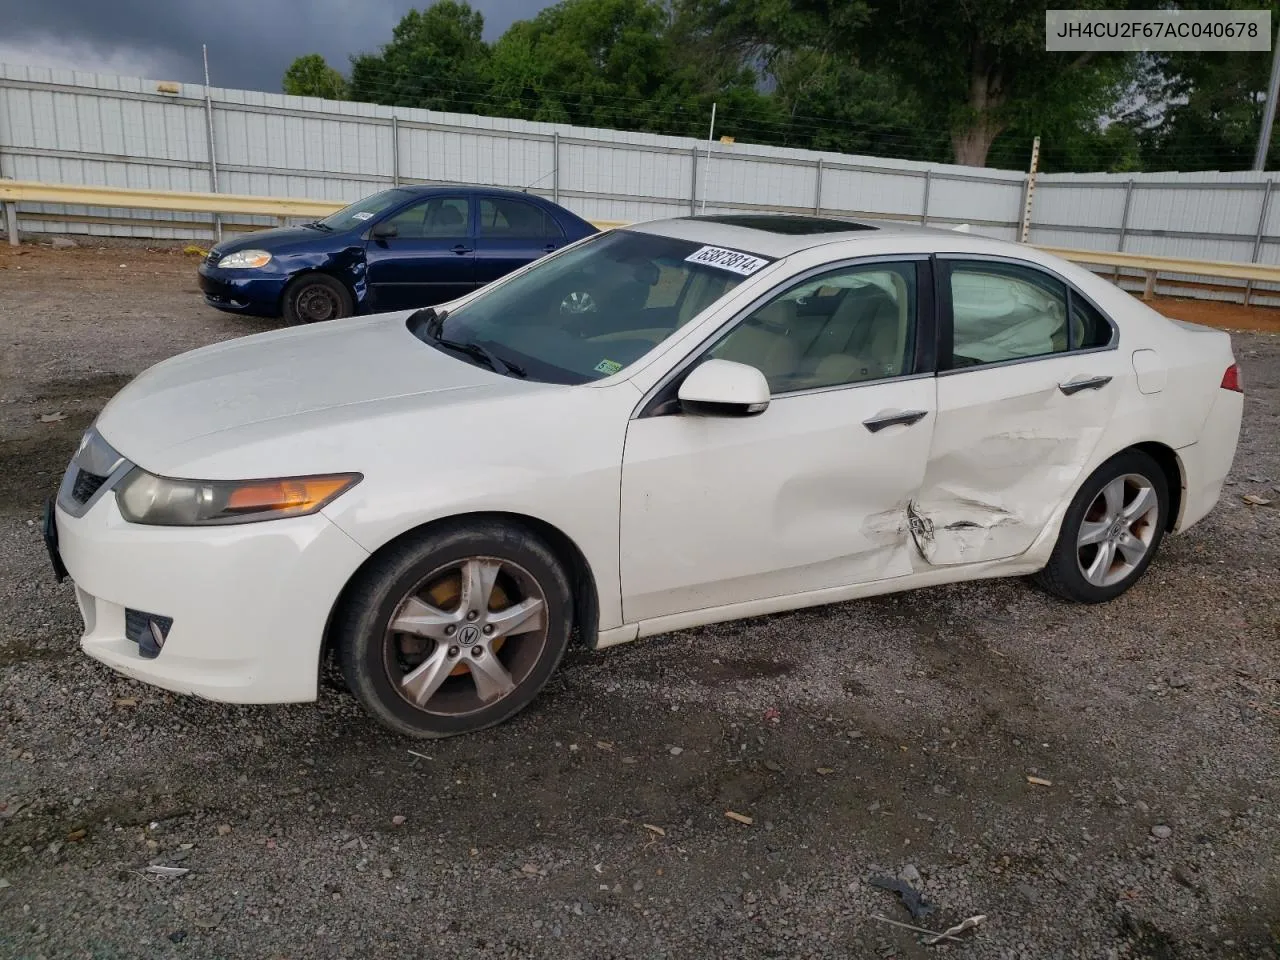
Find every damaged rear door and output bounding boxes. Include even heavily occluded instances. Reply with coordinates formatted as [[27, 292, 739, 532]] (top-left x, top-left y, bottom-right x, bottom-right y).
[[913, 256, 1121, 565]]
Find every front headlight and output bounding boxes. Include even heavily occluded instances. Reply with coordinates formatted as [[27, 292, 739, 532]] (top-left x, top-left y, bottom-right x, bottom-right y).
[[218, 249, 272, 269], [115, 469, 361, 526]]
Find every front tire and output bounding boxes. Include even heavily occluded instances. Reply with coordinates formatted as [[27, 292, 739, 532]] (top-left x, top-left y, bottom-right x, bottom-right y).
[[1033, 449, 1169, 603], [334, 522, 574, 739], [282, 273, 353, 325]]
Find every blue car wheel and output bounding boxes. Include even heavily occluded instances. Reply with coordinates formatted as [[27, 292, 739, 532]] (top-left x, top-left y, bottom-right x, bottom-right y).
[[283, 273, 354, 325]]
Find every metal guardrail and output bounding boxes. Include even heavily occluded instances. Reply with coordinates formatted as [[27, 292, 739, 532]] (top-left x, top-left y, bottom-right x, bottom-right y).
[[3, 180, 1278, 304]]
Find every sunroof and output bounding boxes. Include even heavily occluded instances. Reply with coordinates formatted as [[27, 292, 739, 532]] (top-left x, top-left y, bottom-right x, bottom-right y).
[[684, 214, 878, 235]]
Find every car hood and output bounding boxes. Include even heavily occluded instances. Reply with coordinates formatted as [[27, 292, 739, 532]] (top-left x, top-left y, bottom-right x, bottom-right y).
[[210, 224, 348, 256], [95, 312, 543, 473]]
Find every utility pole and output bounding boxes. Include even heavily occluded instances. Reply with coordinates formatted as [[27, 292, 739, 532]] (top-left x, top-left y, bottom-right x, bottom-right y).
[[1254, 20, 1280, 171], [203, 44, 222, 241], [1019, 136, 1041, 243]]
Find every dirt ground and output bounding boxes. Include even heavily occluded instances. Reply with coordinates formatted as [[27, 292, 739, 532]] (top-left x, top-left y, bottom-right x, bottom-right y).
[[0, 241, 1278, 960]]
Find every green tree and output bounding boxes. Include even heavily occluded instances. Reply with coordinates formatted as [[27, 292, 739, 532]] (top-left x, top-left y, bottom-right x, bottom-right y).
[[349, 1, 490, 113], [1122, 0, 1280, 171], [681, 0, 1137, 167], [485, 0, 715, 135], [282, 54, 348, 100]]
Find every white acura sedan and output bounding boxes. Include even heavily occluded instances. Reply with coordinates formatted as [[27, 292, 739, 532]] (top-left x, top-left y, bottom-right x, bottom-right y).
[[47, 214, 1243, 738]]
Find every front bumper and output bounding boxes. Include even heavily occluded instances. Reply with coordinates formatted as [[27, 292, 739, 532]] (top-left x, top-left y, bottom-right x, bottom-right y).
[[197, 262, 289, 317], [54, 494, 369, 704]]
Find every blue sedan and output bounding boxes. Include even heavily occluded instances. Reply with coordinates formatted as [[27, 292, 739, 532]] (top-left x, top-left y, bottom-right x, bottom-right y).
[[197, 185, 598, 324]]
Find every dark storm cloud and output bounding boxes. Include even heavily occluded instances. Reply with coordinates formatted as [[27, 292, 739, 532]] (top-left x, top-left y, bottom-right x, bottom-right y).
[[0, 0, 553, 91]]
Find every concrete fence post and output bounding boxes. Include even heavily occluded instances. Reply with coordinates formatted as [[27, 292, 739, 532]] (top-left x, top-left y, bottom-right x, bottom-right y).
[[3, 199, 17, 246]]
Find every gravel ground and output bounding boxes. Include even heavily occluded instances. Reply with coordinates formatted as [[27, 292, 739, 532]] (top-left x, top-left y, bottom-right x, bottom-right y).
[[1, 240, 1278, 960]]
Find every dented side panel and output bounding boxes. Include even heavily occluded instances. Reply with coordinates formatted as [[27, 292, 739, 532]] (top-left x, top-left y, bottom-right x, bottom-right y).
[[915, 353, 1123, 566], [619, 378, 936, 623]]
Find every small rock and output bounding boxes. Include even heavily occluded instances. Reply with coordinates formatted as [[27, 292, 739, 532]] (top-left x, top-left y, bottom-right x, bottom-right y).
[[632, 880, 644, 892], [391, 815, 406, 826], [50, 237, 77, 248], [168, 930, 187, 944], [1017, 882, 1039, 901], [381, 867, 392, 879], [1169, 676, 1189, 689], [668, 746, 684, 756], [763, 759, 782, 772], [521, 863, 539, 874], [1151, 824, 1172, 839], [341, 838, 360, 851], [898, 864, 921, 885], [38, 412, 67, 423], [216, 824, 232, 836], [1134, 800, 1150, 814], [0, 878, 10, 890], [47, 841, 63, 855]]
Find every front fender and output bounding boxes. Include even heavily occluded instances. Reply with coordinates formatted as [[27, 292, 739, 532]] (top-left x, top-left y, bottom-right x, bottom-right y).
[[274, 246, 369, 312]]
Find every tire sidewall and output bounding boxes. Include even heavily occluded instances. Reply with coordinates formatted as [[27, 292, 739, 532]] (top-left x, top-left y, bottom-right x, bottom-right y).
[[283, 274, 352, 325], [1052, 450, 1169, 603], [340, 525, 573, 739]]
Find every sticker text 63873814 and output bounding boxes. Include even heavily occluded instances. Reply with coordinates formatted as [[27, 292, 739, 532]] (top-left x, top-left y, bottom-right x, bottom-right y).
[[684, 245, 771, 276]]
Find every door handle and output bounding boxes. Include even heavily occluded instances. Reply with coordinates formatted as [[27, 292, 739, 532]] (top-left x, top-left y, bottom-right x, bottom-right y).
[[1058, 375, 1112, 396], [452, 244, 473, 255], [862, 409, 928, 433], [543, 244, 557, 253]]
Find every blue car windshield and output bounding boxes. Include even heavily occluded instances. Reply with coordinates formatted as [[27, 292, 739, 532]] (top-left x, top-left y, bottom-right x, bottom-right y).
[[417, 230, 771, 385], [316, 189, 413, 231]]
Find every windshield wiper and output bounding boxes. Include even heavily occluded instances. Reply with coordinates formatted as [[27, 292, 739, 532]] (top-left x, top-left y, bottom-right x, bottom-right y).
[[409, 307, 527, 378], [304, 220, 333, 232]]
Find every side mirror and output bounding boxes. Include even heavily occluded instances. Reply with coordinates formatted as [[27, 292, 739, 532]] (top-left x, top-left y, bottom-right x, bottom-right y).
[[371, 221, 398, 239], [677, 359, 770, 417]]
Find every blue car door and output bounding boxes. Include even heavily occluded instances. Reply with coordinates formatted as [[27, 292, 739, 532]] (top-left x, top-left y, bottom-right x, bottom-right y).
[[364, 194, 476, 311], [473, 195, 564, 289]]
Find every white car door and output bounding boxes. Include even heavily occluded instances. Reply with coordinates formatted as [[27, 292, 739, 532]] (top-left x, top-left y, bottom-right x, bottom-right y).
[[619, 258, 937, 625], [912, 256, 1123, 566]]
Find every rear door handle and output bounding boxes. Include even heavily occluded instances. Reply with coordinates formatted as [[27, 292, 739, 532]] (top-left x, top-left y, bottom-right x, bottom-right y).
[[1059, 375, 1112, 396], [452, 244, 473, 255], [543, 243, 557, 253], [862, 409, 928, 433]]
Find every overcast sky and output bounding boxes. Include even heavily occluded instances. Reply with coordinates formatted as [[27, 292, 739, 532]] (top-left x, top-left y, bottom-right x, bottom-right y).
[[0, 0, 555, 92]]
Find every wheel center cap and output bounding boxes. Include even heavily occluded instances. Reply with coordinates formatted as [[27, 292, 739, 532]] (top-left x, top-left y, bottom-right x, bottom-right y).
[[457, 624, 482, 645], [1109, 519, 1127, 539]]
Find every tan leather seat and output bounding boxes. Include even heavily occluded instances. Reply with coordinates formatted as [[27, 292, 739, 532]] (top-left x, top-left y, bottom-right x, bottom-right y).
[[713, 300, 801, 390]]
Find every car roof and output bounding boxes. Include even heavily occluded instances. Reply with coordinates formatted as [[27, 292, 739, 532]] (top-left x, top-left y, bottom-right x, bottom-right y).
[[396, 184, 553, 203], [626, 213, 989, 258]]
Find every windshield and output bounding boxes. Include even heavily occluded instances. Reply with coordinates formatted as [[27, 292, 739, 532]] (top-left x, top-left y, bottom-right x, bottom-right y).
[[414, 230, 771, 385], [317, 189, 413, 231]]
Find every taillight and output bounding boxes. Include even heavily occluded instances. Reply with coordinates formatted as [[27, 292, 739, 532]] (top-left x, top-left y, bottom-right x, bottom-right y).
[[1221, 363, 1243, 393]]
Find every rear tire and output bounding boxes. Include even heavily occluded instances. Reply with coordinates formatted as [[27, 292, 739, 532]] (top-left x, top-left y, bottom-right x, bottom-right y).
[[334, 522, 574, 739], [282, 273, 353, 325], [1033, 449, 1169, 604]]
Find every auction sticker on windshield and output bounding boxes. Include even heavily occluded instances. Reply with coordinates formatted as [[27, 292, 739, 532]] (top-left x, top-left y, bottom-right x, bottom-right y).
[[352, 212, 374, 221], [684, 245, 771, 276]]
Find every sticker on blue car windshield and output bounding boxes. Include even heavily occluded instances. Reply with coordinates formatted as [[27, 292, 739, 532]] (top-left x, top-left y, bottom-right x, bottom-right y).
[[685, 245, 770, 276], [351, 211, 374, 221]]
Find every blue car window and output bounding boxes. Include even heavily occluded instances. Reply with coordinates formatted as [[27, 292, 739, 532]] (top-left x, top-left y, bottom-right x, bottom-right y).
[[479, 197, 555, 240], [381, 196, 468, 239], [422, 197, 469, 238]]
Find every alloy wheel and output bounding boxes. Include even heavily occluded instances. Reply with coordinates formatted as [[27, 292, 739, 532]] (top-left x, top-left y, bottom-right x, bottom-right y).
[[1076, 473, 1160, 588], [383, 557, 549, 717]]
